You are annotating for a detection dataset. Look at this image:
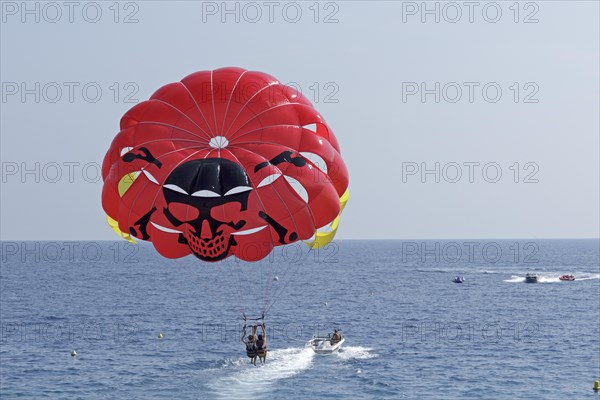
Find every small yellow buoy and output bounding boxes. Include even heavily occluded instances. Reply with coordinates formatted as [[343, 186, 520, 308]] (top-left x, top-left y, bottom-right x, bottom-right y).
[[158, 333, 164, 339], [593, 380, 599, 391], [70, 350, 77, 357]]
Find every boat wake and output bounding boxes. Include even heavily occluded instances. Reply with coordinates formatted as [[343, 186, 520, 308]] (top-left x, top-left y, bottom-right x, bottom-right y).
[[504, 275, 525, 283], [538, 276, 561, 283], [574, 273, 600, 281], [335, 346, 377, 361], [209, 347, 314, 399]]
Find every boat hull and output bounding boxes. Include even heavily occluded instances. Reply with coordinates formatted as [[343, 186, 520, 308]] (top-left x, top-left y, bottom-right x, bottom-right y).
[[306, 337, 345, 354]]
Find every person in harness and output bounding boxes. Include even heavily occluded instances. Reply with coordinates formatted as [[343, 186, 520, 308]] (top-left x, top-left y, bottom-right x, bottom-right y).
[[241, 324, 258, 366], [256, 323, 267, 364]]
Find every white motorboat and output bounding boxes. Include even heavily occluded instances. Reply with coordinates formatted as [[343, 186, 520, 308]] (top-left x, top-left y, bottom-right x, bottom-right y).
[[306, 336, 345, 354], [525, 273, 538, 283]]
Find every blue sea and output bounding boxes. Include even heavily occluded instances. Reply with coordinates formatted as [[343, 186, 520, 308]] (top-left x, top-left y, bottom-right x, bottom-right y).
[[1, 239, 599, 399]]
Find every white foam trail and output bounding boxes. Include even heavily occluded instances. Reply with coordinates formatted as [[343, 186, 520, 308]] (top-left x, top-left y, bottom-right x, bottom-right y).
[[538, 276, 561, 283], [209, 347, 314, 400], [573, 273, 600, 281], [504, 275, 525, 283], [335, 346, 377, 361]]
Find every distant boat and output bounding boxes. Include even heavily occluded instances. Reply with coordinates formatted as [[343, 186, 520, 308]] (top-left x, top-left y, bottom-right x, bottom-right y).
[[452, 276, 465, 283], [525, 273, 538, 283], [559, 274, 575, 281]]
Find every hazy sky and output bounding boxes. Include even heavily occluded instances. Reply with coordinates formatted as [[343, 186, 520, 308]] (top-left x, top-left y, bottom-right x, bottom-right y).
[[1, 1, 598, 240]]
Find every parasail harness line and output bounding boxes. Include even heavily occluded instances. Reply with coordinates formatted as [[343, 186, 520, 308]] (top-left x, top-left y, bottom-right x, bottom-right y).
[[241, 313, 266, 338], [241, 313, 265, 323]]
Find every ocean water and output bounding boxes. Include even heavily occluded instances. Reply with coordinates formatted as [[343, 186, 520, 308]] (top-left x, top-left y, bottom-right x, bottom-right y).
[[1, 239, 599, 399]]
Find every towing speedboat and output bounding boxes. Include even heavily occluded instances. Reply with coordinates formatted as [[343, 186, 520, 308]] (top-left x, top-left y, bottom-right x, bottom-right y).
[[452, 276, 465, 283], [525, 273, 538, 283], [306, 335, 345, 354], [559, 274, 575, 281]]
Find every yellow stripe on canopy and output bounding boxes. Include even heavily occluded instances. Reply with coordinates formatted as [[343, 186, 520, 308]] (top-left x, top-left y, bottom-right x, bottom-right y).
[[106, 214, 136, 243], [118, 172, 139, 197], [305, 188, 349, 249]]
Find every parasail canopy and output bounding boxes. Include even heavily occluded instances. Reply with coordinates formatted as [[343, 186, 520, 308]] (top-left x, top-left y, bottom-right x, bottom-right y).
[[102, 67, 349, 262]]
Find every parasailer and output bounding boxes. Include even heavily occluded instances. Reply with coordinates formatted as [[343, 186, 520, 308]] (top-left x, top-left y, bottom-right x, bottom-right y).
[[256, 323, 267, 363], [241, 324, 258, 366]]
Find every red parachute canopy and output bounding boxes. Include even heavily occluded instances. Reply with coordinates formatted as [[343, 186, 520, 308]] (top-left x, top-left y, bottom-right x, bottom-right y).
[[102, 67, 349, 262]]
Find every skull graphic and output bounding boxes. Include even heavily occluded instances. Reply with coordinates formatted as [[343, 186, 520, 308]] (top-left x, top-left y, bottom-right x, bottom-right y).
[[161, 158, 253, 261]]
